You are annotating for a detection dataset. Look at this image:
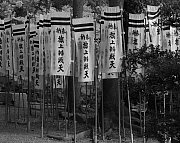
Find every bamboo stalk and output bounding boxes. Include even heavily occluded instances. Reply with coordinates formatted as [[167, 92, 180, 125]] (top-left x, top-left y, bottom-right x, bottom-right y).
[[64, 76, 68, 137], [85, 82, 88, 128], [70, 9, 76, 143], [94, 11, 98, 143], [127, 76, 134, 143], [118, 73, 122, 143], [21, 77, 25, 122], [101, 78, 105, 141], [143, 96, 146, 143], [41, 88, 44, 138], [139, 91, 143, 135], [122, 78, 126, 139], [27, 13, 31, 132]]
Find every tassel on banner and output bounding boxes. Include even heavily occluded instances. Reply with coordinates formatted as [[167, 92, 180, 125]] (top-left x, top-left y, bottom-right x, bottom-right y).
[[50, 12, 71, 76], [73, 17, 95, 83]]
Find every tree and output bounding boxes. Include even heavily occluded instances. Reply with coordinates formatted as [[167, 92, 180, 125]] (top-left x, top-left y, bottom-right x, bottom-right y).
[[68, 0, 84, 113], [101, 0, 142, 133]]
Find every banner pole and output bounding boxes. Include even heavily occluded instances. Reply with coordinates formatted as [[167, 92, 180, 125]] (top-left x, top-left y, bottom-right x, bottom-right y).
[[127, 75, 133, 143], [10, 13, 17, 127], [101, 76, 105, 141], [52, 75, 55, 122], [18, 77, 20, 120], [41, 88, 44, 138], [70, 9, 76, 143], [99, 14, 105, 141], [118, 72, 122, 143], [139, 91, 143, 135], [85, 82, 88, 128], [66, 76, 70, 129], [143, 95, 146, 143], [5, 70, 10, 125], [64, 76, 68, 137], [49, 75, 53, 119], [155, 93, 157, 120], [143, 7, 147, 143], [27, 12, 31, 132], [120, 6, 134, 143], [122, 77, 126, 139], [94, 11, 98, 143]]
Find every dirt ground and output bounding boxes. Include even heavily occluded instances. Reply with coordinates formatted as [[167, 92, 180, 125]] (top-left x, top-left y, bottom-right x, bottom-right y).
[[0, 105, 159, 143]]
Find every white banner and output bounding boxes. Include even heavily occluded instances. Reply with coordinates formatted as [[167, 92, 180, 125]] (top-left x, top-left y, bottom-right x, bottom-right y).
[[73, 17, 95, 82], [128, 13, 145, 51], [101, 6, 123, 73], [43, 14, 51, 76], [53, 75, 64, 89], [147, 5, 162, 49], [4, 18, 13, 74], [39, 14, 44, 75], [0, 20, 5, 75], [102, 72, 118, 79], [170, 24, 180, 52], [29, 24, 36, 81], [162, 25, 171, 51], [50, 12, 71, 76], [13, 24, 26, 77], [34, 32, 43, 89]]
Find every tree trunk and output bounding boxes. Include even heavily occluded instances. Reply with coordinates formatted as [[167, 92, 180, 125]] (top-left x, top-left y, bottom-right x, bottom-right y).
[[101, 0, 141, 132], [73, 0, 84, 18], [109, 0, 120, 7], [68, 0, 84, 112]]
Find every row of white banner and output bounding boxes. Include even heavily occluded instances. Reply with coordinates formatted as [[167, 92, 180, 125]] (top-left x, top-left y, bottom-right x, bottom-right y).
[[128, 5, 180, 52], [0, 5, 178, 88]]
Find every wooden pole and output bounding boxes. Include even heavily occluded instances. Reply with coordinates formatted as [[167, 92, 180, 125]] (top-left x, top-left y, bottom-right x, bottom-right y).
[[5, 70, 10, 125], [18, 78, 21, 120], [155, 94, 158, 119], [27, 13, 31, 132], [94, 11, 99, 143], [118, 73, 122, 143], [101, 77, 105, 141], [71, 4, 79, 141], [64, 76, 68, 137], [170, 91, 172, 114], [21, 77, 25, 122], [85, 82, 88, 128], [143, 96, 146, 143], [41, 88, 44, 138], [121, 77, 126, 139], [11, 15, 17, 127], [139, 91, 143, 135], [72, 0, 84, 141], [66, 76, 70, 129], [127, 75, 133, 143]]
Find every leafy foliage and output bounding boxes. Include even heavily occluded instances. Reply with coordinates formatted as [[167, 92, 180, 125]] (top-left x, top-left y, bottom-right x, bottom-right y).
[[0, 1, 11, 18], [125, 45, 180, 141], [125, 45, 180, 95]]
